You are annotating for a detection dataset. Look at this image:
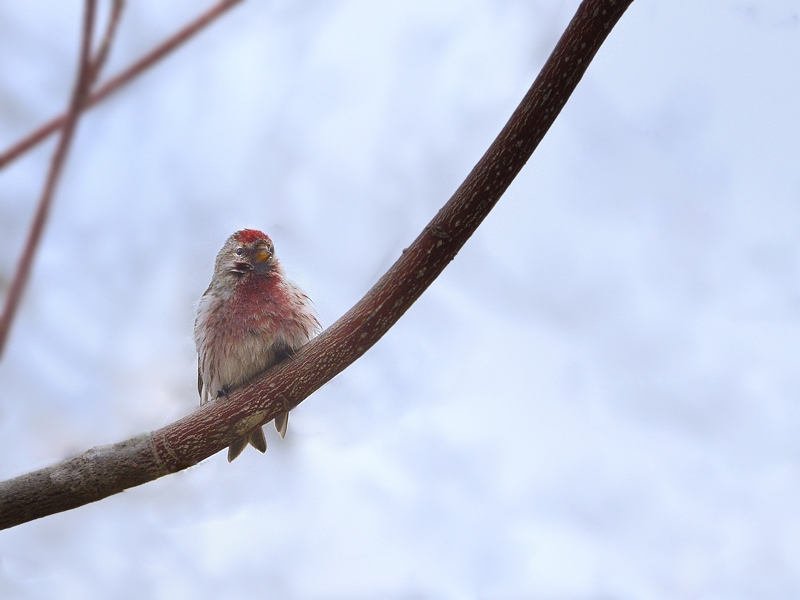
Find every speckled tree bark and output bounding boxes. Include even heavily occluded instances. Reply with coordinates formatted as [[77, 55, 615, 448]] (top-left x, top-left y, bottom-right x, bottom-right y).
[[0, 0, 634, 530]]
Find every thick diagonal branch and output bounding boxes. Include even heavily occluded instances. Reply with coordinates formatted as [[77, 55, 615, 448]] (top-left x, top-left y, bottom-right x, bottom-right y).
[[0, 0, 634, 531]]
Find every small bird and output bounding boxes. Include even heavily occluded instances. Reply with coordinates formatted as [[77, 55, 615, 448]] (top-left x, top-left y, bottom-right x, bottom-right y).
[[194, 229, 320, 462]]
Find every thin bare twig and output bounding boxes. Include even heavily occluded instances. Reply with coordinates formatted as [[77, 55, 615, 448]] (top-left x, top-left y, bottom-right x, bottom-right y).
[[0, 0, 115, 359], [0, 0, 635, 530], [0, 0, 243, 171], [89, 0, 125, 83]]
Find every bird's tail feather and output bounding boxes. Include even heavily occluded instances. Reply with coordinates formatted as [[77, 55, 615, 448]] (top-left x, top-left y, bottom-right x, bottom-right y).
[[227, 436, 248, 462], [249, 426, 267, 452], [227, 426, 268, 462], [274, 411, 289, 439]]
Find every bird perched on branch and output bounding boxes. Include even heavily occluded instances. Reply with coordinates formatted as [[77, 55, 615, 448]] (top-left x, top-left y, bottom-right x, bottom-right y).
[[194, 229, 320, 461]]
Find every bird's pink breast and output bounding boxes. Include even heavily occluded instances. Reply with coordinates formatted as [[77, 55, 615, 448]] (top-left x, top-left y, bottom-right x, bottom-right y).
[[195, 266, 319, 403]]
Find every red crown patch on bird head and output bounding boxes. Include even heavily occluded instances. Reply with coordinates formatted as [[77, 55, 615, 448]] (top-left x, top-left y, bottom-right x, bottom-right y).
[[234, 229, 271, 245]]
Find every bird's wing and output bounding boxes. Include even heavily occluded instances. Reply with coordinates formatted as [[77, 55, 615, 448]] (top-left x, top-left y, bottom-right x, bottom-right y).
[[197, 356, 204, 401]]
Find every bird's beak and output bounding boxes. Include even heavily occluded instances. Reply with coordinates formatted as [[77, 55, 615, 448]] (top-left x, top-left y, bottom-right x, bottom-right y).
[[254, 248, 272, 264]]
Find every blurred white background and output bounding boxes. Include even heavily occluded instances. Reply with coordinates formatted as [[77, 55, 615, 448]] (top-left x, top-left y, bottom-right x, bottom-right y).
[[1, 0, 799, 597]]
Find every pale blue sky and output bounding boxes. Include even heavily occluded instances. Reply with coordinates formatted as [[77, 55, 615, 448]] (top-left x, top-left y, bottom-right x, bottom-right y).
[[1, 1, 799, 597]]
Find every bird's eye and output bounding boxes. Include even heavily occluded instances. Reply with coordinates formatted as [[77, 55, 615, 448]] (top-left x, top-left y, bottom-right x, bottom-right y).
[[236, 247, 243, 256]]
